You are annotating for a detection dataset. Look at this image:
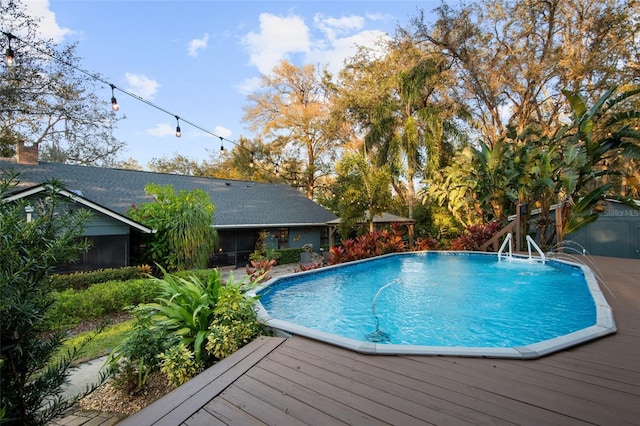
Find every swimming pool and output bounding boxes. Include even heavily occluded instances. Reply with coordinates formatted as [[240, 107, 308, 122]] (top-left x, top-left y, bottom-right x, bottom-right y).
[[251, 252, 616, 358]]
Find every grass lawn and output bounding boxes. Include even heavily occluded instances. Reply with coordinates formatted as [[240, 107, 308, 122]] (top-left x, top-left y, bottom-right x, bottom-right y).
[[57, 319, 133, 365]]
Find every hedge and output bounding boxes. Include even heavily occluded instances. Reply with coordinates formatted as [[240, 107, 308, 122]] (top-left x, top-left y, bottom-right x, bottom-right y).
[[49, 266, 145, 291], [275, 248, 303, 265], [46, 278, 160, 331]]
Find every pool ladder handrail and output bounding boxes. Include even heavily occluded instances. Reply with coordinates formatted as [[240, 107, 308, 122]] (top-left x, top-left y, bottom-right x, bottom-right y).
[[497, 233, 546, 264], [526, 235, 546, 263], [497, 233, 513, 260]]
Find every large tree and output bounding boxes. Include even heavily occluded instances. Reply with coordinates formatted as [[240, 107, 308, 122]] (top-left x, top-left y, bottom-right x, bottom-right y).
[[333, 151, 393, 237], [423, 87, 640, 248], [335, 39, 457, 220], [0, 171, 99, 425], [243, 60, 339, 199], [0, 0, 126, 166], [406, 0, 639, 147]]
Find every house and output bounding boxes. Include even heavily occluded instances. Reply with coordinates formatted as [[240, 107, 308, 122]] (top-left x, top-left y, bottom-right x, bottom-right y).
[[0, 142, 338, 270], [2, 183, 154, 271]]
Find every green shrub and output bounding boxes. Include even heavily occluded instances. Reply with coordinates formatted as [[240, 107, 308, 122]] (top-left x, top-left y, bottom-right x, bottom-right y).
[[106, 308, 175, 393], [49, 266, 145, 291], [205, 283, 264, 360], [46, 279, 160, 330], [142, 266, 246, 363], [158, 343, 202, 387], [144, 267, 262, 362], [275, 248, 303, 265], [172, 268, 218, 283]]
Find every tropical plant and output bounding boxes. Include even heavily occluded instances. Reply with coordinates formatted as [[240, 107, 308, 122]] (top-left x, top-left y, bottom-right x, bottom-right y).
[[414, 237, 440, 251], [158, 343, 201, 387], [423, 146, 485, 228], [106, 307, 174, 393], [333, 152, 393, 237], [127, 183, 218, 271], [328, 226, 408, 265], [557, 87, 640, 238], [142, 267, 226, 363], [0, 172, 102, 425], [246, 258, 277, 283], [365, 44, 448, 220], [449, 222, 504, 251], [295, 261, 324, 272], [205, 285, 264, 360]]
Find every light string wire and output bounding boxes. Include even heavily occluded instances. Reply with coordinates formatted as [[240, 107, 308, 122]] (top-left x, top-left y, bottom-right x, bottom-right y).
[[3, 31, 338, 190], [1, 31, 262, 165]]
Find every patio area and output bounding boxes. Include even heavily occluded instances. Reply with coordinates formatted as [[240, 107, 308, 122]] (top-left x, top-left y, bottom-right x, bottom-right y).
[[120, 256, 639, 425]]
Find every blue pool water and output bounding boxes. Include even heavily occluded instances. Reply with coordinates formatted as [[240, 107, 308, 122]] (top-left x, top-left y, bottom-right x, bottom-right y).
[[256, 252, 601, 350]]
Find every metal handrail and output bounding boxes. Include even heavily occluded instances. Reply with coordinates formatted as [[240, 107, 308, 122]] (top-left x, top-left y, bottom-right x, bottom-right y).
[[497, 233, 513, 260], [526, 235, 546, 263]]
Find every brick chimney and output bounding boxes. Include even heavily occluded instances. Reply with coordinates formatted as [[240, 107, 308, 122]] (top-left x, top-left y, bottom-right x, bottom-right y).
[[16, 141, 38, 165]]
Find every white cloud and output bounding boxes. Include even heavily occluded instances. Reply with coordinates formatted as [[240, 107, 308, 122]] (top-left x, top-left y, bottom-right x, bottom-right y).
[[313, 14, 365, 41], [20, 1, 73, 42], [236, 76, 262, 96], [146, 123, 175, 137], [240, 11, 392, 79], [308, 29, 389, 75], [214, 126, 232, 138], [124, 73, 160, 99], [242, 13, 310, 74], [187, 33, 209, 57]]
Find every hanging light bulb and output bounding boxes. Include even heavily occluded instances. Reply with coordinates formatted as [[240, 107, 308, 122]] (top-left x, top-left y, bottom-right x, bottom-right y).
[[110, 84, 119, 111], [219, 136, 225, 153], [249, 153, 254, 168], [175, 116, 182, 138], [5, 46, 14, 67], [4, 32, 15, 67]]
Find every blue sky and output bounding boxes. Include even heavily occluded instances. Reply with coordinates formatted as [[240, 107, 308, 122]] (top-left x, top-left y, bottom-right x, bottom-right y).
[[23, 1, 439, 167]]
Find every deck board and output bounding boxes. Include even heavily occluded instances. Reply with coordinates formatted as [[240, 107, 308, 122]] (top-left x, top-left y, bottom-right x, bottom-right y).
[[120, 256, 640, 425], [245, 365, 387, 426]]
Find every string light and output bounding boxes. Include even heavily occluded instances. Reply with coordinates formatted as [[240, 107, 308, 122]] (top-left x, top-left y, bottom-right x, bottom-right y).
[[2, 31, 15, 67], [110, 84, 119, 111], [2, 31, 320, 190], [175, 116, 181, 138]]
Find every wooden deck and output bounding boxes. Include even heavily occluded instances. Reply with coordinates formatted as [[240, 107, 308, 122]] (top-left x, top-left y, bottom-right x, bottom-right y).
[[120, 256, 640, 425]]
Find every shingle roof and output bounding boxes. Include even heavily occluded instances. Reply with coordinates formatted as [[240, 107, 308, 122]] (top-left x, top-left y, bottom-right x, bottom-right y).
[[0, 159, 337, 228], [3, 183, 154, 233]]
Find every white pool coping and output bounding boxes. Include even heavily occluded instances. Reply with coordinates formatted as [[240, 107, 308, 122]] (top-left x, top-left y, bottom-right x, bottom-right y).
[[248, 252, 617, 359]]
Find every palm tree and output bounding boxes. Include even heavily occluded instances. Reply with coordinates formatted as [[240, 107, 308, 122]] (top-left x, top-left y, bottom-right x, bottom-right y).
[[366, 44, 447, 221]]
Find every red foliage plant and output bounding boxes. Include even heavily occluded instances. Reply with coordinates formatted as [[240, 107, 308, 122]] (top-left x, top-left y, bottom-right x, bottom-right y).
[[450, 222, 503, 251], [294, 261, 324, 273], [245, 258, 277, 283], [328, 223, 408, 265], [414, 237, 440, 251]]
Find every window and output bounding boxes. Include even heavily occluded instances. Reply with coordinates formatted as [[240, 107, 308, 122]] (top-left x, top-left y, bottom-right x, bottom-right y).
[[277, 228, 289, 249]]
